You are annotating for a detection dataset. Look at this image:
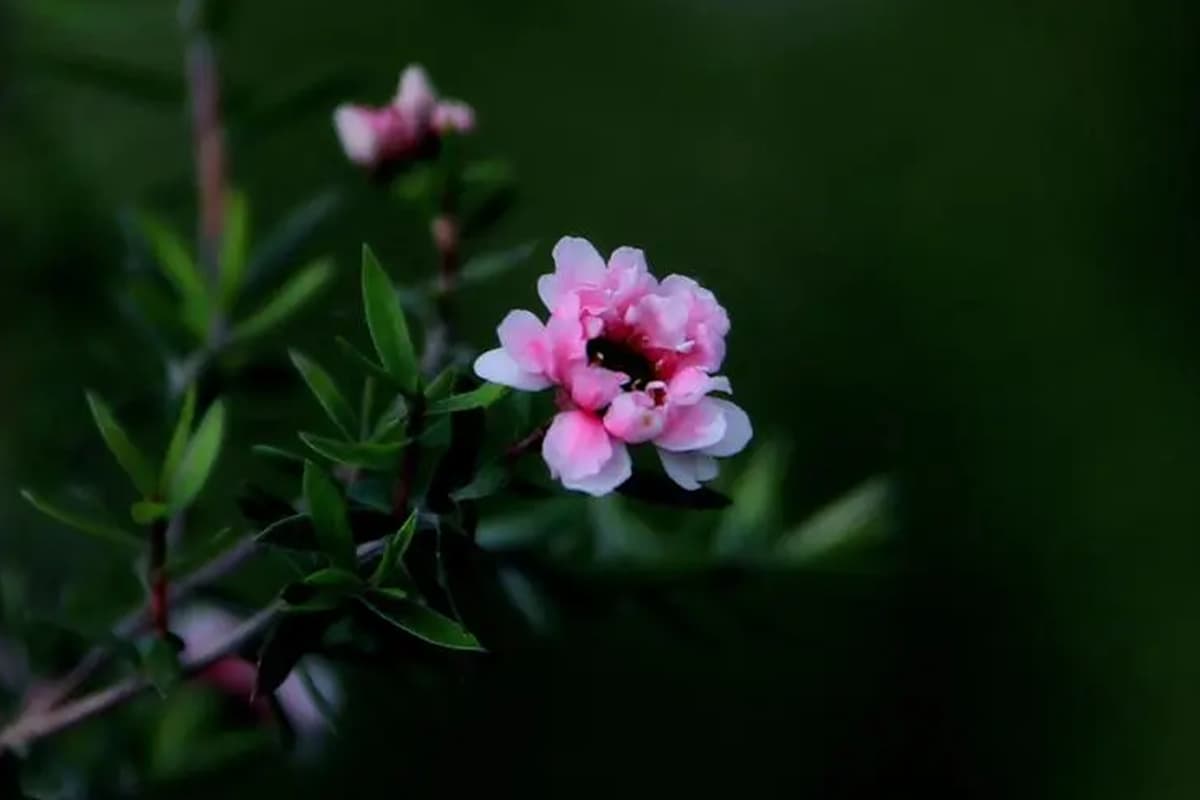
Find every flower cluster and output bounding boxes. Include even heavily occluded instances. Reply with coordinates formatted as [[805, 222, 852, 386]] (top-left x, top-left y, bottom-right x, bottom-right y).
[[475, 237, 752, 496], [333, 64, 475, 172]]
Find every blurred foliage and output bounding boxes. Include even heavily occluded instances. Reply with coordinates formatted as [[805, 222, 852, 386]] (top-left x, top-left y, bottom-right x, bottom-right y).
[[1, 0, 1199, 797]]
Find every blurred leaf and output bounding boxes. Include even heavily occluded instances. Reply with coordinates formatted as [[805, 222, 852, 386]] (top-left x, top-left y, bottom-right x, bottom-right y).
[[85, 391, 158, 497], [302, 461, 355, 569], [255, 612, 335, 699], [237, 484, 296, 527], [450, 463, 509, 502], [29, 48, 182, 105], [423, 366, 457, 401], [303, 567, 363, 591], [167, 400, 226, 512], [251, 444, 306, 464], [361, 245, 418, 393], [290, 350, 357, 438], [335, 335, 396, 387], [370, 511, 418, 587], [161, 386, 197, 494], [131, 500, 168, 525], [20, 489, 142, 551], [359, 377, 376, 440], [166, 527, 241, 579], [143, 636, 183, 697], [230, 258, 334, 343], [616, 472, 731, 510], [257, 509, 396, 551], [299, 433, 405, 471], [426, 383, 508, 415], [713, 442, 788, 557], [137, 214, 209, 338], [219, 190, 249, 309], [458, 241, 537, 287], [246, 189, 341, 289], [359, 593, 482, 651], [775, 478, 894, 565]]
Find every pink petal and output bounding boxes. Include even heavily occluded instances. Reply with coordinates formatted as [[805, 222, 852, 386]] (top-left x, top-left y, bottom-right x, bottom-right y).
[[542, 410, 613, 482], [540, 237, 607, 310], [700, 399, 753, 457], [431, 100, 475, 134], [394, 64, 437, 119], [544, 311, 588, 381], [562, 441, 632, 496], [333, 105, 382, 167], [567, 364, 627, 412], [628, 293, 689, 350], [654, 398, 727, 452], [657, 449, 719, 490], [497, 309, 548, 374], [473, 349, 552, 391], [667, 367, 731, 406], [603, 391, 666, 443]]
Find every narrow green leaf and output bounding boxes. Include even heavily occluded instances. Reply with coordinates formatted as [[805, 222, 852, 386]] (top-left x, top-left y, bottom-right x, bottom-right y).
[[303, 567, 363, 591], [334, 336, 396, 386], [219, 190, 250, 308], [251, 444, 306, 464], [166, 526, 241, 579], [255, 612, 336, 698], [370, 511, 418, 587], [21, 489, 142, 550], [302, 461, 355, 568], [290, 350, 356, 438], [359, 594, 483, 651], [137, 213, 210, 338], [458, 241, 537, 287], [425, 383, 508, 415], [131, 500, 168, 525], [775, 478, 893, 565], [359, 376, 376, 440], [423, 366, 456, 401], [230, 258, 333, 343], [361, 245, 417, 393], [299, 432, 405, 470], [143, 637, 183, 696], [84, 392, 158, 497], [167, 400, 226, 512], [161, 386, 197, 494], [450, 464, 509, 502]]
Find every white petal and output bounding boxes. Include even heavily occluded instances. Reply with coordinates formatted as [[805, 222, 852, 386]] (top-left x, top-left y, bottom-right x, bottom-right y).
[[701, 399, 753, 457], [551, 236, 607, 283], [658, 449, 719, 491], [473, 349, 551, 391], [561, 442, 632, 496]]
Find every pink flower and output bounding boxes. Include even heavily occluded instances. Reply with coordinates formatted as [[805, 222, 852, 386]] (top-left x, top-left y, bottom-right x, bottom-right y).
[[474, 236, 752, 496], [333, 64, 475, 171]]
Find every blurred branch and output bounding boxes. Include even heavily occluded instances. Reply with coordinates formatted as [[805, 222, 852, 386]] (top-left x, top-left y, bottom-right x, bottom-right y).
[[0, 539, 383, 754]]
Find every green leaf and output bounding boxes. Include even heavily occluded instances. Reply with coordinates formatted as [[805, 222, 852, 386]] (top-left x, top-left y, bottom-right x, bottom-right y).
[[85, 391, 158, 497], [290, 350, 357, 438], [131, 500, 168, 525], [251, 444, 306, 464], [450, 464, 509, 502], [303, 567, 363, 590], [161, 386, 197, 494], [370, 511, 418, 587], [20, 489, 142, 550], [137, 213, 209, 338], [230, 258, 334, 343], [423, 366, 456, 401], [166, 527, 242, 579], [143, 636, 183, 696], [359, 377, 376, 440], [302, 461, 355, 569], [299, 432, 405, 470], [167, 400, 226, 512], [458, 241, 537, 287], [245, 189, 341, 289], [219, 190, 250, 308], [334, 335, 396, 386], [359, 593, 482, 651], [425, 383, 508, 415], [361, 245, 417, 393], [775, 478, 893, 565], [616, 471, 732, 510], [255, 612, 336, 698]]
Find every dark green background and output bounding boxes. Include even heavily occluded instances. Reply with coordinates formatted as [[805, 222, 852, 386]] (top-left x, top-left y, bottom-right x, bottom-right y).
[[2, 0, 1199, 796]]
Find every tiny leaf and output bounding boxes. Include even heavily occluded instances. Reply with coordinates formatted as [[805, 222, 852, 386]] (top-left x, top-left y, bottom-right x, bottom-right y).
[[334, 335, 396, 386], [775, 478, 893, 565], [299, 432, 405, 470], [290, 350, 357, 439], [230, 258, 334, 343], [219, 190, 250, 308], [423, 366, 457, 401], [425, 383, 508, 415], [85, 392, 157, 497], [131, 500, 168, 525], [370, 511, 418, 587], [137, 213, 209, 338], [458, 241, 536, 287], [21, 490, 142, 550], [450, 463, 509, 502], [167, 400, 226, 512], [161, 386, 197, 493], [361, 245, 417, 393], [359, 593, 483, 651], [302, 461, 355, 568]]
